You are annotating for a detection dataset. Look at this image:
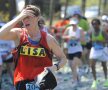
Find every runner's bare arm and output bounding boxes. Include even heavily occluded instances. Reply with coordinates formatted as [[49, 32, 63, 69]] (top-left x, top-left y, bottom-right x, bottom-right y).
[[47, 34, 67, 72], [102, 30, 107, 44], [0, 9, 35, 40], [62, 28, 70, 39], [80, 29, 86, 42], [0, 19, 21, 40]]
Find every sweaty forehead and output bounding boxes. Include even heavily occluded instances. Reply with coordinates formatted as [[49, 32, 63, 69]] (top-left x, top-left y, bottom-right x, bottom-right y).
[[92, 21, 98, 24]]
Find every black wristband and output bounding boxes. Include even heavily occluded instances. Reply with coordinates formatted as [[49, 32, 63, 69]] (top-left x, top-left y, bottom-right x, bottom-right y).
[[54, 64, 60, 70]]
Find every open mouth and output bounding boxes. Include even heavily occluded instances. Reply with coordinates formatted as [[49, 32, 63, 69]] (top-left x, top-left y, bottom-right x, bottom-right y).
[[25, 24, 30, 27]]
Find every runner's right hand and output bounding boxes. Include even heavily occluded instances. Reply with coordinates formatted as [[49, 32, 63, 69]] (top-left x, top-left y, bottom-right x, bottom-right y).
[[18, 9, 35, 20]]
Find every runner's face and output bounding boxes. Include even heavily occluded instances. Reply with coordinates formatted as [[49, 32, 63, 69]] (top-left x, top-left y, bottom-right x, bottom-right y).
[[22, 16, 37, 27], [38, 20, 45, 27], [92, 21, 100, 29], [22, 7, 40, 27]]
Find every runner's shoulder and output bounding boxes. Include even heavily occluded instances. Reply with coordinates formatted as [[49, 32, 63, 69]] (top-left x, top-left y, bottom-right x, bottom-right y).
[[46, 33, 59, 45], [47, 33, 55, 41]]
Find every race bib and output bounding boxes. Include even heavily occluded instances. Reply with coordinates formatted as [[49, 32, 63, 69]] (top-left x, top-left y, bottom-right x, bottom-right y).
[[68, 40, 78, 47], [26, 82, 39, 90], [93, 43, 104, 50]]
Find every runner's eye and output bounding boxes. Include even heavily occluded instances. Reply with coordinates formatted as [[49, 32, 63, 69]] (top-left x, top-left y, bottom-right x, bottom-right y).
[[24, 16, 30, 19]]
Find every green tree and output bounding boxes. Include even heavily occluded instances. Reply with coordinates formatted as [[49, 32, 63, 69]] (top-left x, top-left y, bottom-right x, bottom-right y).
[[0, 0, 9, 12], [8, 0, 16, 20], [0, 0, 16, 21]]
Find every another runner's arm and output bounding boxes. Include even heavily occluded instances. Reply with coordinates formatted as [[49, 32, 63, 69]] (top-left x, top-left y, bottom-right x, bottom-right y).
[[0, 19, 20, 40], [102, 30, 107, 44], [62, 28, 70, 40], [47, 34, 67, 72], [80, 29, 86, 43]]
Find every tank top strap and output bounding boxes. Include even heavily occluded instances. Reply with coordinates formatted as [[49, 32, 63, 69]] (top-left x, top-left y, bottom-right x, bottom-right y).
[[19, 28, 28, 45]]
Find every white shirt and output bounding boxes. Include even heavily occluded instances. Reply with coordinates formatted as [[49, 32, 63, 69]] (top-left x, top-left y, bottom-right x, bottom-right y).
[[67, 26, 83, 54]]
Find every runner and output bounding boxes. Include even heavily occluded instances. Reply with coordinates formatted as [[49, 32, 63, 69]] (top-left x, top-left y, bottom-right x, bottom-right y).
[[101, 15, 108, 33], [51, 18, 69, 45], [0, 40, 15, 89], [38, 16, 51, 34], [72, 13, 91, 74], [102, 15, 108, 44], [1, 40, 15, 78], [0, 5, 67, 90], [89, 18, 108, 89], [62, 18, 85, 88]]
